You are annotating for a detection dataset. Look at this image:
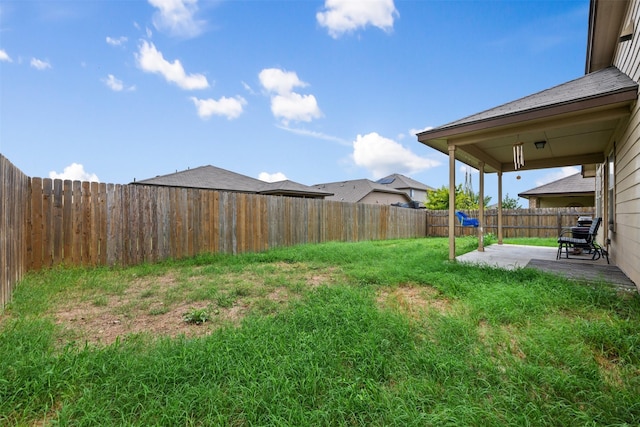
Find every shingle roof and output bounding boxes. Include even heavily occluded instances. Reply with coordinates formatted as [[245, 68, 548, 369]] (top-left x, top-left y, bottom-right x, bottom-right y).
[[376, 173, 434, 191], [259, 180, 333, 197], [518, 173, 595, 198], [133, 165, 331, 197], [430, 66, 638, 132], [313, 179, 410, 203]]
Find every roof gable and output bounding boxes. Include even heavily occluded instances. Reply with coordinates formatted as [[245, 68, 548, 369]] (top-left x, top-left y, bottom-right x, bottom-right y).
[[134, 165, 263, 192], [376, 173, 433, 191], [133, 165, 329, 197], [259, 180, 333, 197], [518, 173, 595, 198], [313, 179, 410, 203], [428, 67, 637, 134]]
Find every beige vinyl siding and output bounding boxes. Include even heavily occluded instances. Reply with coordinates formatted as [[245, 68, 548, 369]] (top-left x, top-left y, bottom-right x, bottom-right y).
[[611, 0, 640, 287], [359, 192, 409, 205], [411, 189, 428, 203], [535, 196, 595, 208]]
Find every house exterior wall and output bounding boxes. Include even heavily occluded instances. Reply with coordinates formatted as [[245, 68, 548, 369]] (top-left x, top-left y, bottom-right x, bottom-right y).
[[392, 188, 428, 204], [535, 196, 595, 208], [609, 0, 640, 287], [527, 197, 539, 208], [410, 189, 428, 203], [360, 192, 409, 205]]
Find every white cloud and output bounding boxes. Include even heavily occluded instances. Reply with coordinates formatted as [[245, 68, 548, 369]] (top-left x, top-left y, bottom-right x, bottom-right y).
[[30, 58, 51, 70], [271, 92, 322, 124], [49, 163, 99, 182], [259, 172, 288, 182], [103, 74, 135, 92], [352, 132, 440, 179], [106, 36, 128, 46], [259, 68, 322, 124], [535, 166, 579, 186], [0, 49, 12, 62], [148, 0, 205, 38], [258, 68, 307, 95], [135, 40, 208, 90], [190, 95, 246, 120], [317, 0, 398, 38]]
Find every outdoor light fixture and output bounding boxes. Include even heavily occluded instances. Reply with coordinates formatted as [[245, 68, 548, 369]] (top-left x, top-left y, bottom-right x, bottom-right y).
[[534, 140, 547, 150]]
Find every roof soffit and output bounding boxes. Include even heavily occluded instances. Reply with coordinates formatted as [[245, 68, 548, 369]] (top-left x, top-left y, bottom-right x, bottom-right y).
[[586, 0, 630, 73]]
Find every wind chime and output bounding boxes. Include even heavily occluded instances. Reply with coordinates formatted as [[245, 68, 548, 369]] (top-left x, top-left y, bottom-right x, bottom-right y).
[[513, 142, 524, 170]]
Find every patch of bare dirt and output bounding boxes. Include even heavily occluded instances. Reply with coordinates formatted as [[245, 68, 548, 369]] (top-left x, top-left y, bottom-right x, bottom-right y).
[[54, 299, 224, 345], [376, 284, 452, 318], [49, 262, 343, 346]]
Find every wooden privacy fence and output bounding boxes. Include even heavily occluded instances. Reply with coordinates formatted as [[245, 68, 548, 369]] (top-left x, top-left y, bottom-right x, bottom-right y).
[[428, 207, 595, 238], [1, 153, 599, 310], [26, 178, 428, 271], [1, 155, 29, 311]]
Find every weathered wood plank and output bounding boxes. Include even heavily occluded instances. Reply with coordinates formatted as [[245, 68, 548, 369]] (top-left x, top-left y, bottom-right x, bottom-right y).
[[89, 182, 99, 266], [71, 181, 82, 265], [212, 191, 220, 254], [30, 177, 43, 270], [42, 178, 54, 267], [81, 181, 91, 264], [52, 179, 63, 266], [62, 180, 73, 263], [156, 186, 170, 260], [0, 156, 29, 308], [98, 183, 108, 265]]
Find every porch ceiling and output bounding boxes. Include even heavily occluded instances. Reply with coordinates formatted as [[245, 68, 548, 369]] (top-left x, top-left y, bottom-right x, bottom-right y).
[[419, 104, 630, 174]]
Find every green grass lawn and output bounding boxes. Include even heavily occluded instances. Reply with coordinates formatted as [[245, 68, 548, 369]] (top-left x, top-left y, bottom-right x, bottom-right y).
[[2, 237, 639, 426]]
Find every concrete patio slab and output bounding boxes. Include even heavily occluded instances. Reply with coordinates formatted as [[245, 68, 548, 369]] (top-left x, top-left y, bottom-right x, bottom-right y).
[[456, 244, 557, 270], [456, 244, 637, 291]]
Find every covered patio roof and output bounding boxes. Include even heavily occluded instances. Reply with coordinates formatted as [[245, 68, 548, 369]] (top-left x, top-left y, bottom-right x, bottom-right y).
[[417, 66, 638, 174]]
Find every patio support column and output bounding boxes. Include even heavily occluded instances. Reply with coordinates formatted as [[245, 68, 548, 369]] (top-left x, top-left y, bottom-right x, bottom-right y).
[[497, 171, 503, 244], [478, 161, 485, 252], [448, 145, 456, 260]]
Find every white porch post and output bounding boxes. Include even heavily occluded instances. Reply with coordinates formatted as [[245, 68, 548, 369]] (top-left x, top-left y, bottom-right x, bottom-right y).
[[478, 161, 485, 252], [497, 171, 503, 245], [448, 145, 456, 260]]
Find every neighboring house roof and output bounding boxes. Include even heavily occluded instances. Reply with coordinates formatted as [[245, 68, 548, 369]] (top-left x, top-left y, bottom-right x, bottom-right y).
[[518, 173, 595, 199], [133, 165, 332, 198], [376, 173, 434, 192], [258, 179, 333, 197], [313, 179, 411, 203]]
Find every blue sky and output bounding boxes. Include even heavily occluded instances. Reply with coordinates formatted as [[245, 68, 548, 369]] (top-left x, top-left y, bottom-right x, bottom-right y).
[[0, 0, 589, 204]]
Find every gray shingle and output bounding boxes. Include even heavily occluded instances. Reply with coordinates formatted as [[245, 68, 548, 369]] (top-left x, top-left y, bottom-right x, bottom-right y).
[[437, 67, 638, 130], [376, 173, 434, 191], [518, 173, 595, 197], [133, 165, 330, 197], [313, 179, 409, 203]]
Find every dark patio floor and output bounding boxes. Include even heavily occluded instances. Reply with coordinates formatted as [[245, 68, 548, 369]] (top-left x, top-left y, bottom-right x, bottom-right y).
[[456, 244, 637, 292]]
